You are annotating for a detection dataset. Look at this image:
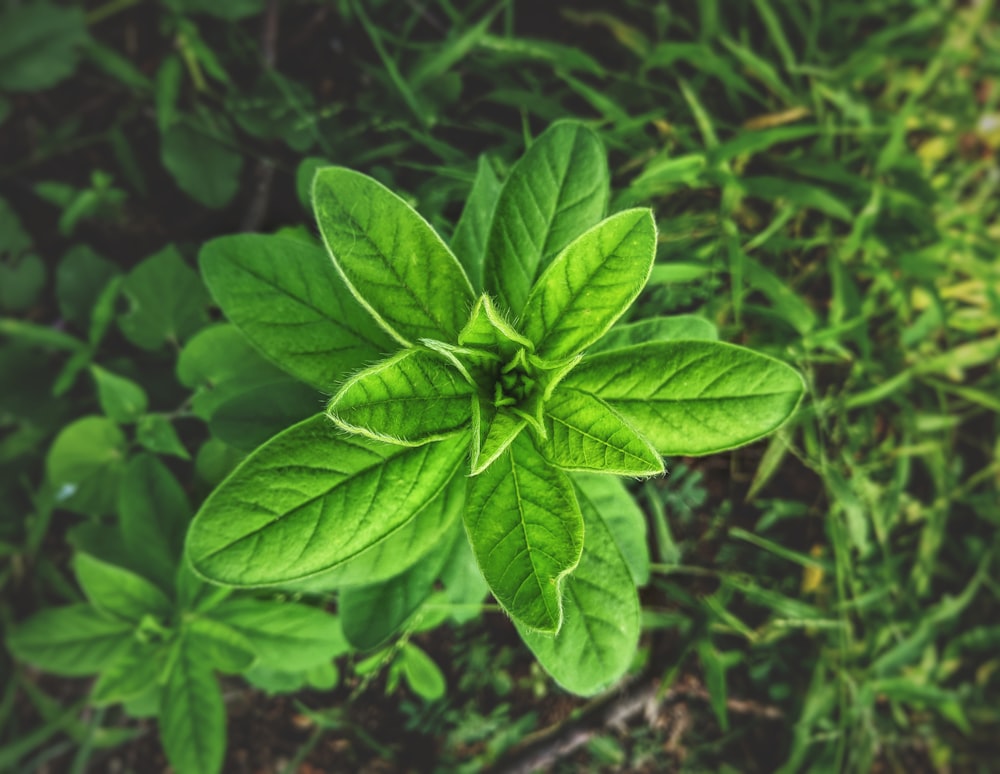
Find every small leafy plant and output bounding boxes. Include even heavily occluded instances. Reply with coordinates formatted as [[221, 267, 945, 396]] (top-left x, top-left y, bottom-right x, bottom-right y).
[[186, 120, 804, 694]]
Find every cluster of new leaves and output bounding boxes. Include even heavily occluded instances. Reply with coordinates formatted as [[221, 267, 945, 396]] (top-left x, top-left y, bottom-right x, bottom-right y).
[[186, 121, 804, 695]]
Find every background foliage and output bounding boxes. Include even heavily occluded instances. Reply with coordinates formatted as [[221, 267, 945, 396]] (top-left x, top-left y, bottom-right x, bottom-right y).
[[1, 0, 997, 771]]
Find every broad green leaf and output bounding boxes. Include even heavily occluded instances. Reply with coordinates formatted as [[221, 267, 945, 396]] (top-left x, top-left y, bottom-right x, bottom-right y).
[[187, 415, 468, 585], [565, 341, 805, 455], [210, 598, 348, 669], [186, 617, 256, 674], [136, 414, 190, 459], [194, 438, 244, 486], [160, 636, 225, 774], [438, 525, 490, 623], [464, 433, 583, 632], [328, 349, 473, 445], [451, 155, 501, 290], [161, 114, 242, 209], [590, 315, 719, 353], [573, 473, 649, 585], [340, 523, 462, 650], [517, 501, 640, 695], [208, 379, 320, 451], [280, 468, 465, 592], [0, 3, 88, 92], [118, 246, 210, 350], [471, 400, 527, 475], [92, 641, 167, 706], [6, 605, 133, 676], [198, 235, 394, 391], [90, 365, 148, 422], [522, 209, 656, 360], [55, 245, 120, 330], [312, 167, 474, 345], [398, 642, 446, 701], [0, 253, 45, 313], [46, 416, 126, 516], [539, 388, 663, 476], [484, 122, 609, 314], [119, 454, 192, 593], [74, 553, 173, 622]]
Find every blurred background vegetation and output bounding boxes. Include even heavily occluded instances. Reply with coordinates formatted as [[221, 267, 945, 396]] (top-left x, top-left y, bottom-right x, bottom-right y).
[[1, 0, 998, 771]]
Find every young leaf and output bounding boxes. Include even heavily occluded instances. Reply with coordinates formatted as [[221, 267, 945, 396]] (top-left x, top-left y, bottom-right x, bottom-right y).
[[538, 388, 663, 476], [186, 617, 256, 674], [340, 522, 462, 650], [90, 364, 148, 423], [45, 415, 126, 517], [6, 605, 134, 676], [451, 155, 501, 290], [280, 468, 465, 592], [73, 553, 173, 623], [160, 635, 226, 774], [187, 415, 468, 585], [312, 167, 474, 345], [589, 314, 719, 353], [161, 114, 242, 209], [565, 341, 805, 454], [92, 640, 168, 706], [398, 642, 446, 701], [136, 415, 190, 459], [328, 349, 473, 445], [458, 294, 533, 352], [55, 245, 120, 330], [208, 379, 320, 451], [516, 498, 640, 695], [209, 598, 349, 670], [471, 399, 527, 475], [464, 433, 583, 632], [199, 234, 394, 391], [521, 208, 656, 360], [0, 2, 88, 92], [573, 473, 650, 586], [484, 121, 609, 314]]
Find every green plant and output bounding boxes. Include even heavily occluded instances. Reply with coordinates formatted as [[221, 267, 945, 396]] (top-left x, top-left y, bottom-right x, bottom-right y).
[[185, 120, 804, 695]]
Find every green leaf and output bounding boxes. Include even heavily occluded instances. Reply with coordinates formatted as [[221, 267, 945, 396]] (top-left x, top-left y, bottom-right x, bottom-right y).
[[458, 293, 533, 352], [398, 642, 446, 701], [210, 598, 348, 670], [119, 453, 192, 593], [328, 349, 473, 445], [160, 636, 225, 774], [136, 414, 190, 459], [208, 379, 320, 452], [186, 617, 256, 674], [55, 245, 120, 330], [565, 341, 805, 455], [522, 209, 656, 360], [471, 400, 527, 475], [199, 234, 394, 391], [313, 167, 474, 345], [46, 416, 126, 517], [464, 433, 583, 632], [590, 315, 719, 353], [154, 54, 182, 133], [484, 121, 609, 314], [573, 473, 649, 586], [451, 155, 501, 290], [0, 3, 88, 92], [0, 253, 45, 313], [281, 466, 465, 592], [161, 115, 243, 209], [92, 641, 167, 706], [340, 523, 462, 650], [186, 415, 468, 585], [517, 500, 640, 695], [538, 388, 663, 476], [90, 365, 148, 423], [74, 553, 173, 622], [6, 605, 133, 676], [118, 245, 210, 350]]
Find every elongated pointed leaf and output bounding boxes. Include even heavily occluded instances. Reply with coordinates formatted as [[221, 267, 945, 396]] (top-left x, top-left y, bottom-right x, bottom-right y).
[[313, 167, 474, 344], [539, 388, 663, 476], [186, 617, 256, 674], [73, 553, 173, 622], [452, 155, 501, 290], [199, 234, 394, 391], [565, 341, 804, 455], [92, 641, 167, 706], [590, 315, 718, 353], [186, 415, 468, 585], [573, 473, 650, 586], [6, 605, 133, 676], [341, 522, 463, 650], [484, 121, 608, 314], [471, 399, 527, 475], [328, 349, 473, 445], [458, 294, 532, 352], [160, 636, 225, 774], [281, 468, 465, 591], [464, 433, 583, 632], [517, 501, 640, 696], [522, 209, 656, 360]]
